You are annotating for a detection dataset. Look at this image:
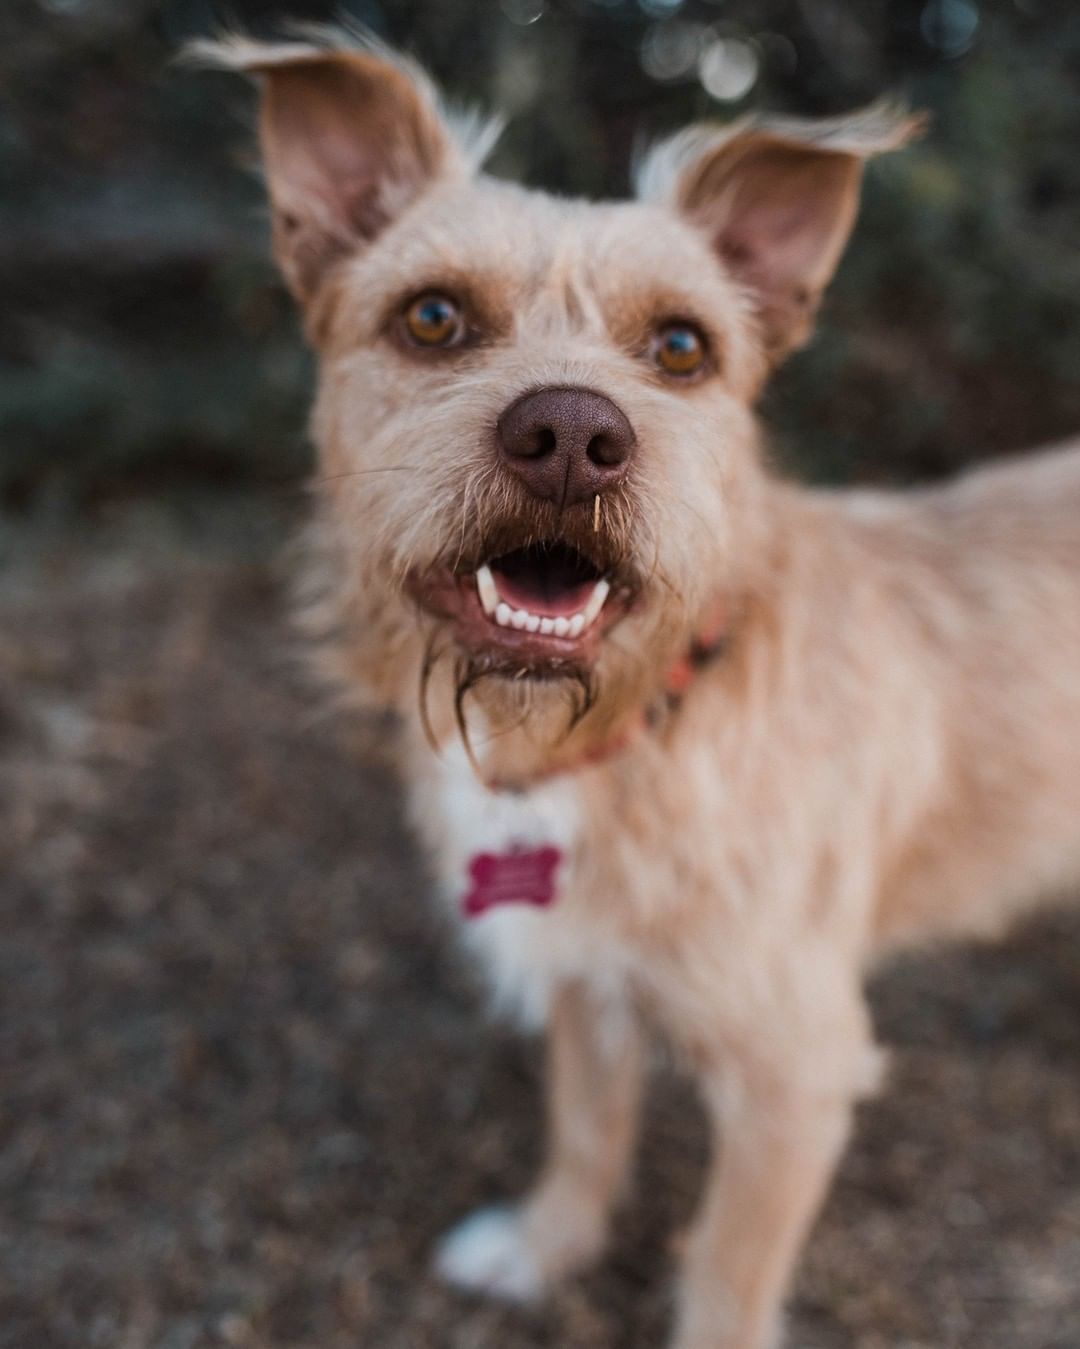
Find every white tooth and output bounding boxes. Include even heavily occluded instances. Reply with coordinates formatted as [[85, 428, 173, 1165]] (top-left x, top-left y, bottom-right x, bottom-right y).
[[525, 614, 541, 633], [577, 577, 612, 623], [511, 609, 529, 630], [581, 579, 611, 627], [539, 617, 555, 636], [476, 564, 498, 616], [495, 602, 512, 627], [567, 614, 585, 638], [552, 616, 570, 638]]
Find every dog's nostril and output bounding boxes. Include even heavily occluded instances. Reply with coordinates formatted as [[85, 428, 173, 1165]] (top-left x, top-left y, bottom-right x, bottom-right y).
[[586, 433, 617, 467], [534, 426, 557, 457]]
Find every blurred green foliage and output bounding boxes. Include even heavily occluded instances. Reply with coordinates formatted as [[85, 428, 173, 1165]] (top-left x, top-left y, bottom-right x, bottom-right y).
[[3, 0, 1080, 504]]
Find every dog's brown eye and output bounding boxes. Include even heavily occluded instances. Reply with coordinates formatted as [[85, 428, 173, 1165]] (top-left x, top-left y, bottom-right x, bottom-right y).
[[404, 293, 464, 348], [653, 323, 707, 377]]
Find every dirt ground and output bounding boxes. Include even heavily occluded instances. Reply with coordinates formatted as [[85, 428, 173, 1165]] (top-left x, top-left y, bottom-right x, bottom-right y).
[[3, 494, 1080, 1349]]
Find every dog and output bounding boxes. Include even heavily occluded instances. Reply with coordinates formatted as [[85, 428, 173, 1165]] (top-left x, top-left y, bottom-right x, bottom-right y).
[[197, 31, 1080, 1349]]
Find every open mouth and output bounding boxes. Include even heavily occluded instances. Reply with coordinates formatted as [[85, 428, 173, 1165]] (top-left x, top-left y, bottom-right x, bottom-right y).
[[476, 543, 610, 639], [409, 540, 630, 670]]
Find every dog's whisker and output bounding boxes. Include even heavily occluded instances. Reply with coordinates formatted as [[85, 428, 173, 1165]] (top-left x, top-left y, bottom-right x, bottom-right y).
[[452, 660, 488, 780], [418, 630, 449, 756], [309, 464, 421, 488], [453, 474, 478, 574], [561, 668, 597, 739]]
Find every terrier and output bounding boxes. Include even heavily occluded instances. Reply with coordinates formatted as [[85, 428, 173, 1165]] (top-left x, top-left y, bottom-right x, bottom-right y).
[[200, 32, 1080, 1349]]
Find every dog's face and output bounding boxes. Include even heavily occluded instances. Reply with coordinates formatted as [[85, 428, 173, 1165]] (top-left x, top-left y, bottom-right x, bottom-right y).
[[208, 37, 916, 780], [312, 182, 765, 711]]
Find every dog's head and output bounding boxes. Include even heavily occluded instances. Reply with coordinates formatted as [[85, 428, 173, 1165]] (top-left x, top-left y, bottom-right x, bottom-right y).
[[201, 33, 919, 783]]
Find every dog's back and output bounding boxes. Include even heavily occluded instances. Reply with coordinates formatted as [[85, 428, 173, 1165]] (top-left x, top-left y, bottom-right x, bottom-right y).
[[828, 441, 1080, 947]]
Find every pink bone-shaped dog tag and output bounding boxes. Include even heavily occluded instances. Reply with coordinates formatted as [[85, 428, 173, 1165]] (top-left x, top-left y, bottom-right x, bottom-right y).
[[462, 845, 563, 918]]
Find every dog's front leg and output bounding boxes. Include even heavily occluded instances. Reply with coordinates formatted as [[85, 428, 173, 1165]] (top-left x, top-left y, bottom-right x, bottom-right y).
[[436, 978, 643, 1302], [670, 1017, 871, 1349]]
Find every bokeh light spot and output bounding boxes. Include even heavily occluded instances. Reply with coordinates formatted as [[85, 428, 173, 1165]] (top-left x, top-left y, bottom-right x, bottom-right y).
[[920, 0, 979, 57], [641, 21, 707, 82], [699, 37, 760, 102]]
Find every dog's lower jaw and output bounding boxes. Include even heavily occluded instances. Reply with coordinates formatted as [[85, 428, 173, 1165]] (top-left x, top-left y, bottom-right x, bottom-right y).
[[437, 602, 702, 789]]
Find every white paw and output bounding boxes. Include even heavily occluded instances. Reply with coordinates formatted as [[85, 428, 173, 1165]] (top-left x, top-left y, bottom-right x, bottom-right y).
[[433, 1204, 545, 1303]]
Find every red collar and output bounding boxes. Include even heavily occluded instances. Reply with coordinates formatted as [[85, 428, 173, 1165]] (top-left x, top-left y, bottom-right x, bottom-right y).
[[659, 600, 730, 702]]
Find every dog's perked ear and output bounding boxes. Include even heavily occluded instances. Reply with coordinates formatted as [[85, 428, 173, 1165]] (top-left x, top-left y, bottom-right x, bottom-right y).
[[189, 34, 478, 304], [638, 104, 925, 363]]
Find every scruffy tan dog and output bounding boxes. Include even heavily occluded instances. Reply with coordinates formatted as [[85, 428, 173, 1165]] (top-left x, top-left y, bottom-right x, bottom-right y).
[[201, 32, 1080, 1349]]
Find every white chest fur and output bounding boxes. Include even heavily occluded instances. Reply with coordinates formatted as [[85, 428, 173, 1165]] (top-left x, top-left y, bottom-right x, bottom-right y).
[[409, 740, 614, 1027]]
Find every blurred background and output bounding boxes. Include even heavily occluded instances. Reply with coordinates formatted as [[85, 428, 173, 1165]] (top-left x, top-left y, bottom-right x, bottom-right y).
[[6, 0, 1080, 502], [4, 3, 1080, 1349]]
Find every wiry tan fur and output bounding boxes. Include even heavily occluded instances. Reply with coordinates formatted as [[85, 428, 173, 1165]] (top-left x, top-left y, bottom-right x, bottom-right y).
[[201, 31, 1080, 1349]]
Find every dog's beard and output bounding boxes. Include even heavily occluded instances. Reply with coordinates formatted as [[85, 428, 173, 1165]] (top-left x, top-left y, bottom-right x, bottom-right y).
[[419, 627, 600, 781]]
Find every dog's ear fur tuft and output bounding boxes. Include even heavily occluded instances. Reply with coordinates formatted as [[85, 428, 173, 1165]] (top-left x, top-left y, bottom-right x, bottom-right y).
[[637, 103, 926, 362], [187, 31, 481, 304]]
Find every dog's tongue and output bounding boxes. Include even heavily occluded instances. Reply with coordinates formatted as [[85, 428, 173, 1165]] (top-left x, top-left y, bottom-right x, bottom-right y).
[[491, 571, 596, 618]]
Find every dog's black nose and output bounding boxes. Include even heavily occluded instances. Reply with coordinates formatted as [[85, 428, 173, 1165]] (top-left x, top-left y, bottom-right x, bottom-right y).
[[497, 386, 635, 507]]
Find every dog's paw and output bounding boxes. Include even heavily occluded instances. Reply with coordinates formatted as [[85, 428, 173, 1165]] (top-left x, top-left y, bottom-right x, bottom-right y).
[[434, 1205, 546, 1303]]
